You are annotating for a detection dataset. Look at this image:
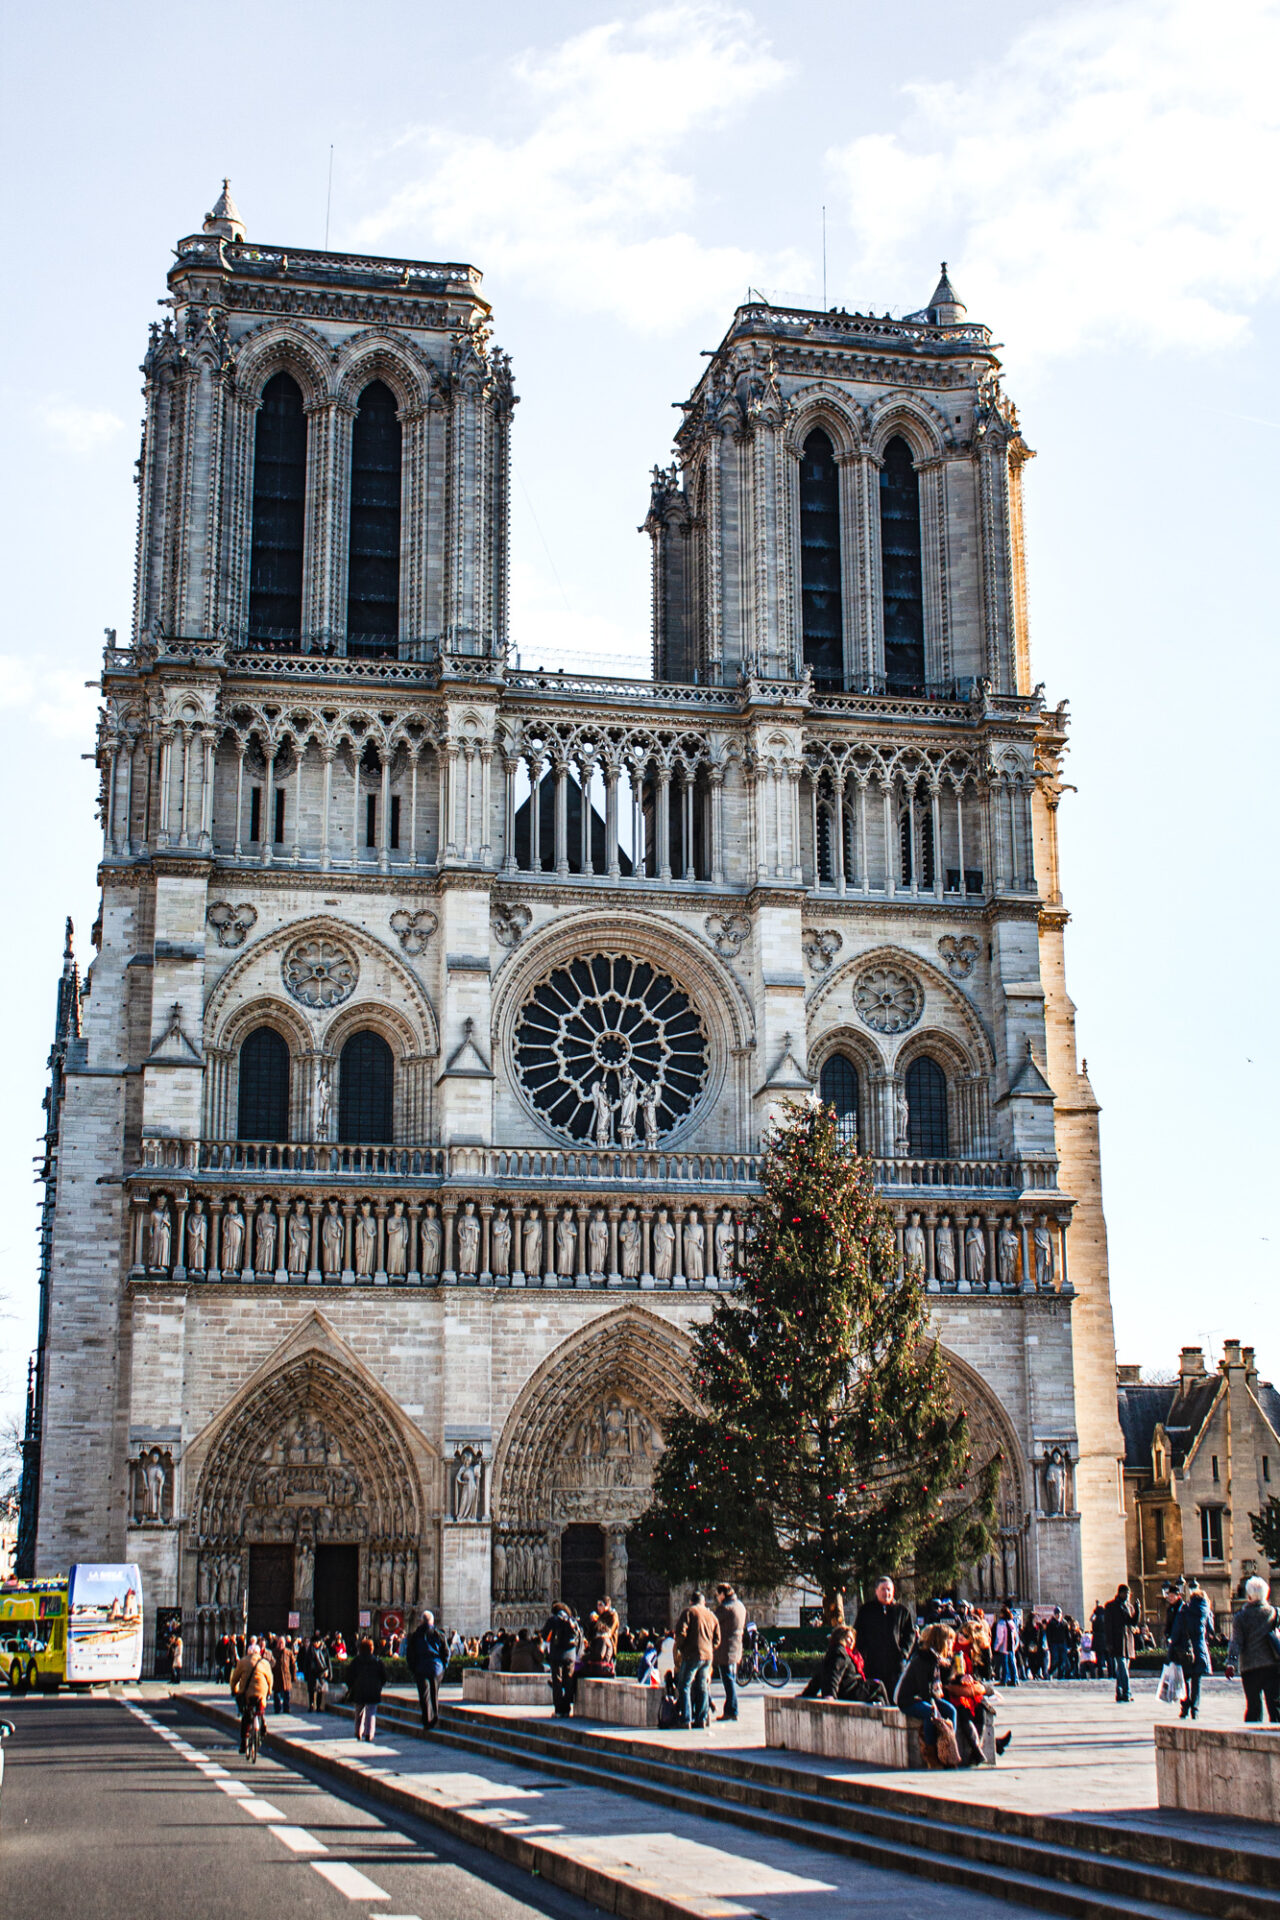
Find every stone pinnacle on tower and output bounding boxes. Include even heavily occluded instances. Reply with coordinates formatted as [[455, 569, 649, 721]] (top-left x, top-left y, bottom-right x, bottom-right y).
[[203, 179, 246, 244], [927, 262, 965, 325]]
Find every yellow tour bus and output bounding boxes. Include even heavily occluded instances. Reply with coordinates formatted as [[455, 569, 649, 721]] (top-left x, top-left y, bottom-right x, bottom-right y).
[[1, 1564, 143, 1692]]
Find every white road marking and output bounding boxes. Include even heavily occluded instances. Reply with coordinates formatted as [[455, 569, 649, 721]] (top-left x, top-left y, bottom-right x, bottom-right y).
[[311, 1859, 390, 1899], [240, 1798, 288, 1820], [217, 1778, 253, 1796], [269, 1825, 328, 1854]]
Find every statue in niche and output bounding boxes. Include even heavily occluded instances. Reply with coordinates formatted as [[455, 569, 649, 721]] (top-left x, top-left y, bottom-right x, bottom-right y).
[[186, 1198, 208, 1272], [618, 1068, 639, 1149], [714, 1211, 735, 1282], [653, 1208, 675, 1282], [588, 1209, 609, 1275], [296, 1537, 314, 1597], [619, 1208, 641, 1279], [453, 1447, 482, 1522], [935, 1217, 957, 1287], [965, 1218, 986, 1288], [1043, 1447, 1067, 1516], [895, 1086, 910, 1153], [385, 1201, 408, 1277], [221, 1200, 245, 1275], [149, 1197, 172, 1270], [354, 1201, 377, 1276], [556, 1211, 577, 1276], [491, 1209, 512, 1277], [683, 1211, 705, 1283], [138, 1448, 168, 1521], [287, 1199, 310, 1275], [457, 1202, 481, 1276], [998, 1217, 1019, 1289], [321, 1199, 344, 1276], [255, 1203, 277, 1274], [316, 1070, 332, 1138], [493, 1537, 507, 1595], [590, 1079, 612, 1150], [421, 1203, 442, 1277], [641, 1080, 661, 1150], [523, 1209, 542, 1279], [903, 1213, 926, 1279], [1034, 1223, 1055, 1290]]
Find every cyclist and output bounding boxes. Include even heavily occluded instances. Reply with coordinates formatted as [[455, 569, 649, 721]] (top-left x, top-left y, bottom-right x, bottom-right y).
[[229, 1636, 274, 1754]]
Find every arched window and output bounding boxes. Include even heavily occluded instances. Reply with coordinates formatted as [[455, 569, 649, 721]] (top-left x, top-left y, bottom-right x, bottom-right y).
[[905, 1055, 948, 1157], [248, 372, 307, 650], [820, 1054, 859, 1146], [338, 1029, 394, 1143], [237, 1026, 291, 1141], [347, 381, 402, 658], [899, 799, 935, 889], [879, 435, 924, 691], [799, 428, 843, 687]]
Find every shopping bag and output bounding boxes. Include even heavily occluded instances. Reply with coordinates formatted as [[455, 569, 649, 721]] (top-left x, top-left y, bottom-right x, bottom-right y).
[[1156, 1660, 1186, 1704], [934, 1717, 963, 1768]]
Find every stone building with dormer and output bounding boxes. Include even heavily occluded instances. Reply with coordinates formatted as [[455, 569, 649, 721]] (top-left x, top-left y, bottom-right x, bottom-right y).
[[26, 188, 1125, 1663]]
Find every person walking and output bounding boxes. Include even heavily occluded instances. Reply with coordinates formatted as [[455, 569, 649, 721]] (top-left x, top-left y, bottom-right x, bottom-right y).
[[1090, 1602, 1112, 1679], [992, 1605, 1020, 1686], [543, 1604, 581, 1718], [1169, 1580, 1213, 1721], [271, 1635, 297, 1714], [169, 1629, 184, 1688], [406, 1608, 450, 1732], [1103, 1584, 1139, 1703], [673, 1589, 720, 1729], [1044, 1607, 1070, 1679], [853, 1577, 916, 1701], [712, 1583, 746, 1723], [1226, 1575, 1280, 1722], [347, 1637, 386, 1742], [302, 1634, 332, 1712]]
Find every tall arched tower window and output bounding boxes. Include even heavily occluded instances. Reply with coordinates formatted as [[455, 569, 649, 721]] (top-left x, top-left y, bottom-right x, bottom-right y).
[[799, 428, 843, 687], [905, 1055, 948, 1157], [237, 1026, 291, 1141], [879, 434, 924, 691], [819, 1054, 859, 1146], [338, 1029, 394, 1143], [347, 381, 402, 658], [248, 372, 307, 650]]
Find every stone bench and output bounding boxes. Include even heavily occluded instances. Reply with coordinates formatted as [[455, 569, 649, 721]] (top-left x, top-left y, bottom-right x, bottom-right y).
[[1156, 1723, 1280, 1822], [461, 1670, 552, 1707], [764, 1693, 994, 1768], [573, 1678, 664, 1727]]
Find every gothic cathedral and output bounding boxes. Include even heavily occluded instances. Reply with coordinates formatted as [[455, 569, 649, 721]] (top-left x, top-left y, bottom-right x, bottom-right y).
[[26, 185, 1126, 1663]]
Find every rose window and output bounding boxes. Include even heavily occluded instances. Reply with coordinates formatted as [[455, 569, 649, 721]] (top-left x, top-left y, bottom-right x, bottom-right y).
[[514, 953, 708, 1144], [853, 962, 922, 1034], [282, 935, 358, 1009]]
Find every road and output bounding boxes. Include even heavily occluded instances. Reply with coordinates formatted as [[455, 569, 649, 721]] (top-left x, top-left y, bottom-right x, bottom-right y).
[[0, 1691, 604, 1920]]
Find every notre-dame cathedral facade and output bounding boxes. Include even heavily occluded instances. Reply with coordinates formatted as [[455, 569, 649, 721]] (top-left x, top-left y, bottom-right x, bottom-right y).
[[29, 184, 1125, 1664]]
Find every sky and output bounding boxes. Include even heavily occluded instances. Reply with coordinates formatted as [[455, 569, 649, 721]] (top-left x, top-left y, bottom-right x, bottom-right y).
[[1, 0, 1277, 1450]]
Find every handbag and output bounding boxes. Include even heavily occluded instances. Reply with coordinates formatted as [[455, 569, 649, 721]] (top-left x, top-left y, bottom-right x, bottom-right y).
[[933, 1716, 963, 1768], [1157, 1660, 1186, 1704]]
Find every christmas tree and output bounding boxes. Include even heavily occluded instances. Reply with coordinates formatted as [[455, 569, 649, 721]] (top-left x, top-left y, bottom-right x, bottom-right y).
[[634, 1098, 1000, 1611]]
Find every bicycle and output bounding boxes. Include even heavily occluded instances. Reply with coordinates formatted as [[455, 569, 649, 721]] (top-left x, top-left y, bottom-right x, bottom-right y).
[[736, 1636, 791, 1689], [243, 1702, 265, 1765]]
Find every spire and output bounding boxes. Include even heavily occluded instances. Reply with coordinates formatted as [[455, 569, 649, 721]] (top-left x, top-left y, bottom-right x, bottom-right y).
[[203, 179, 246, 244], [63, 916, 74, 965], [927, 262, 965, 325]]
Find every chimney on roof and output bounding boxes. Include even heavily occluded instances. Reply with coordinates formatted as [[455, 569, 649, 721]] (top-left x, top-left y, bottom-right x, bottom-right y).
[[1116, 1364, 1142, 1385], [1221, 1339, 1244, 1371], [1179, 1346, 1206, 1387]]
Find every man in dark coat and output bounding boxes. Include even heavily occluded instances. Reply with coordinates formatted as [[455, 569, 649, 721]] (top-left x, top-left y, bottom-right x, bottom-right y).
[[713, 1583, 747, 1722], [1103, 1584, 1139, 1702], [542, 1604, 581, 1718], [1090, 1602, 1111, 1679], [853, 1577, 916, 1699], [406, 1608, 450, 1731]]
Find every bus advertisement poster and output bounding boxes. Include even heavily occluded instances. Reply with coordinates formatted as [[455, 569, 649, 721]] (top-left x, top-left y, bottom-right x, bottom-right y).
[[66, 1564, 144, 1682]]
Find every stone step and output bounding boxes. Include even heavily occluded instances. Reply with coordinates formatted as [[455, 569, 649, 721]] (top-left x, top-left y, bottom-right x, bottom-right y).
[[345, 1700, 1280, 1920]]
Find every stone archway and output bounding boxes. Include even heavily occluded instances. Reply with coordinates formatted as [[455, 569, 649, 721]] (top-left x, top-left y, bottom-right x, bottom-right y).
[[188, 1349, 430, 1659], [937, 1347, 1030, 1606], [491, 1308, 696, 1627]]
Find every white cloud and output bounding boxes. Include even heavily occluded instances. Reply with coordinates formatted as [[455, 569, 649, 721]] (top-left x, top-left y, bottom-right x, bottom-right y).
[[827, 0, 1280, 358], [40, 400, 126, 454], [508, 560, 649, 676], [359, 6, 806, 329], [0, 655, 97, 741]]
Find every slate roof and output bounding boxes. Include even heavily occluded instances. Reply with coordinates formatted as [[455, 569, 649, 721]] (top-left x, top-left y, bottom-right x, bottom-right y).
[[1255, 1382, 1280, 1442], [1160, 1376, 1223, 1469], [1117, 1381, 1176, 1470]]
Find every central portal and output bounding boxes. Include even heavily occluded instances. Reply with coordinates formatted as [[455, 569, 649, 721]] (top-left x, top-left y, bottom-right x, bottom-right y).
[[314, 1544, 359, 1642], [247, 1543, 294, 1637], [560, 1524, 605, 1621]]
